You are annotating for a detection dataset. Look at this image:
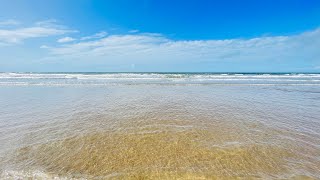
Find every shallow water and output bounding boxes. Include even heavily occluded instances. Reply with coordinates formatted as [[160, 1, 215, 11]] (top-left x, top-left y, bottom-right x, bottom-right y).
[[0, 73, 319, 179]]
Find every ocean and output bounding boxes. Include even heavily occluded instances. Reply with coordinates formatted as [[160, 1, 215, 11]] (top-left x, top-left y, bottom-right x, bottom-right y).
[[0, 73, 319, 179]]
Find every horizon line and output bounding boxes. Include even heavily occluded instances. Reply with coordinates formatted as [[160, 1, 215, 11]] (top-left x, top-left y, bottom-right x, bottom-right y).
[[1, 71, 320, 74]]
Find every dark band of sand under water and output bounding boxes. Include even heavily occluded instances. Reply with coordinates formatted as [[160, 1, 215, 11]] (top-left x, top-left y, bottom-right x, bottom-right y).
[[0, 73, 319, 179]]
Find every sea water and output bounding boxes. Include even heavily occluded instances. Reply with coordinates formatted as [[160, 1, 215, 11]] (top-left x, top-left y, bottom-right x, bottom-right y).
[[0, 73, 319, 179]]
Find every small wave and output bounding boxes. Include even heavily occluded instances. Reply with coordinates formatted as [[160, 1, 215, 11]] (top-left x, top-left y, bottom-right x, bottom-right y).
[[1, 73, 320, 86], [1, 73, 320, 79]]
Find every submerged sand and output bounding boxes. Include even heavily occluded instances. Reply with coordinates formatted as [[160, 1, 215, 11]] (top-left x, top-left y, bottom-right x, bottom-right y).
[[3, 118, 317, 179], [1, 84, 320, 179]]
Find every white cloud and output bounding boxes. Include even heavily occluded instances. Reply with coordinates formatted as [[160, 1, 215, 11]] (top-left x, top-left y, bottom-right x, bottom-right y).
[[57, 36, 76, 43], [35, 19, 65, 29], [80, 31, 108, 40], [0, 27, 72, 44], [40, 45, 49, 49], [129, 29, 139, 33], [47, 28, 320, 68], [0, 21, 75, 44], [51, 33, 169, 56], [0, 19, 20, 26]]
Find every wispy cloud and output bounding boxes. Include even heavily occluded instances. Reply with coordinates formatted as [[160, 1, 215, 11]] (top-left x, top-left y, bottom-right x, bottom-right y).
[[57, 36, 76, 43], [40, 45, 49, 49], [129, 29, 139, 33], [0, 19, 20, 26], [47, 28, 320, 69], [34, 19, 66, 29], [80, 31, 108, 41], [50, 33, 169, 56], [0, 20, 75, 45]]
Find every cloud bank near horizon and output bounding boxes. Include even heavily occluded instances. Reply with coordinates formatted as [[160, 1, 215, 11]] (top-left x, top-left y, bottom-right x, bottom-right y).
[[46, 28, 320, 71], [0, 20, 319, 72]]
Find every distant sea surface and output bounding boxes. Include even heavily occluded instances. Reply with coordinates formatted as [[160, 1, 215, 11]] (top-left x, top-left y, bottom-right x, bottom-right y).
[[0, 73, 319, 179]]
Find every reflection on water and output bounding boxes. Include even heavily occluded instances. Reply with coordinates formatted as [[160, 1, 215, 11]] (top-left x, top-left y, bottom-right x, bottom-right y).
[[0, 83, 320, 179]]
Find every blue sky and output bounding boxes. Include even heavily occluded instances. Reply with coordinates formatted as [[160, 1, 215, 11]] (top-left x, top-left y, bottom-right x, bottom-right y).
[[0, 0, 320, 72]]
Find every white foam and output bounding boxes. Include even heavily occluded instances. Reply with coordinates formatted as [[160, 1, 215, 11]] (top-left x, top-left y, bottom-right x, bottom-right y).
[[0, 73, 320, 86], [0, 170, 87, 180], [1, 73, 320, 80]]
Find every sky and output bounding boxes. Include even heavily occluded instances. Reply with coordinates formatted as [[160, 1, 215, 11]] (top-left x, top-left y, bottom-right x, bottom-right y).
[[0, 0, 320, 72]]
